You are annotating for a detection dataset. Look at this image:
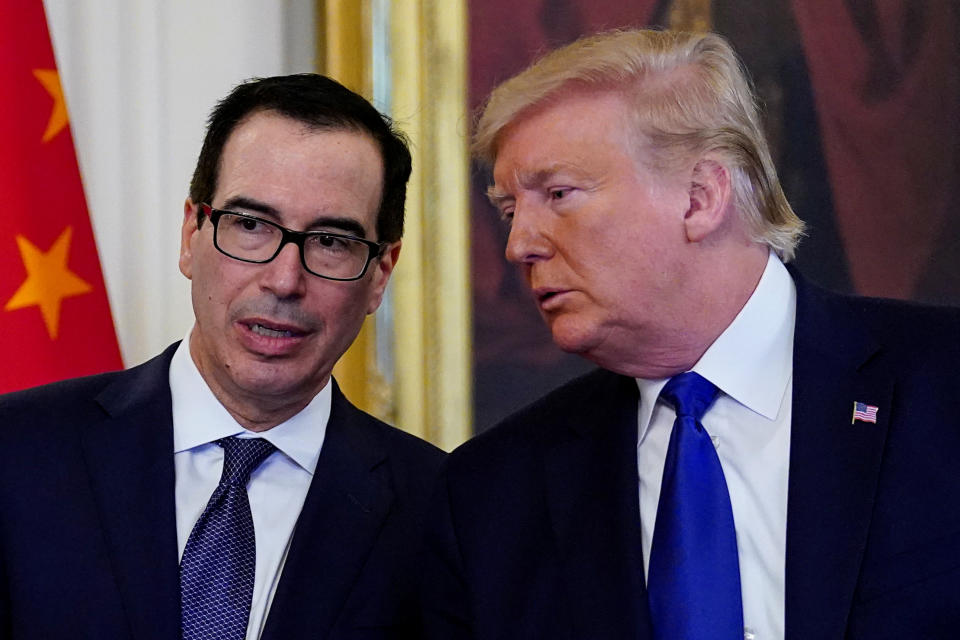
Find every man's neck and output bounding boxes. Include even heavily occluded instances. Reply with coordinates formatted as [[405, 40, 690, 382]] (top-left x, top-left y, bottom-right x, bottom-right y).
[[593, 243, 771, 379]]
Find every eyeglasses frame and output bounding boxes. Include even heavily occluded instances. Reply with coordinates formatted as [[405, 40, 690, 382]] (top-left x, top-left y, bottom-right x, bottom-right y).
[[199, 203, 388, 282]]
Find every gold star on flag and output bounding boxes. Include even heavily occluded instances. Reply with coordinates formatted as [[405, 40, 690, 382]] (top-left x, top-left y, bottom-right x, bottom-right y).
[[33, 69, 69, 142], [5, 227, 92, 339]]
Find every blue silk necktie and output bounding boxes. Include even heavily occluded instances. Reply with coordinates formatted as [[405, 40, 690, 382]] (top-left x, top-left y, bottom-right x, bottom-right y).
[[647, 372, 743, 639], [180, 437, 277, 640]]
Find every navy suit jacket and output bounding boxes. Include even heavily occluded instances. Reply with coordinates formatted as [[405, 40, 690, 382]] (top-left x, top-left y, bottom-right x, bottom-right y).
[[0, 343, 444, 640], [422, 272, 960, 639]]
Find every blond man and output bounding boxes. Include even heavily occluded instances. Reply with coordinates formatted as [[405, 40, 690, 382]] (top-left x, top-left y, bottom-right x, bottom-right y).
[[422, 29, 960, 640]]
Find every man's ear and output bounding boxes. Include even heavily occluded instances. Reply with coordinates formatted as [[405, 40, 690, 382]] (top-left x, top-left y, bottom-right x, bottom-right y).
[[179, 198, 200, 280], [683, 157, 733, 243], [366, 240, 402, 315]]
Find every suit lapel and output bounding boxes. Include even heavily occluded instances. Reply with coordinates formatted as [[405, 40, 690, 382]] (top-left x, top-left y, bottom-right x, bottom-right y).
[[262, 382, 394, 640], [81, 344, 181, 640], [543, 371, 653, 640], [785, 274, 892, 639]]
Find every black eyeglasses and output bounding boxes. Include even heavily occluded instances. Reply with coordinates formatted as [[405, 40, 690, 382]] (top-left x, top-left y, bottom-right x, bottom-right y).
[[200, 204, 387, 281]]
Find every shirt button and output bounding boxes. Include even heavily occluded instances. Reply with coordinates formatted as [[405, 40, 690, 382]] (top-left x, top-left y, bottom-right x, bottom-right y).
[[711, 435, 720, 449], [744, 628, 757, 640]]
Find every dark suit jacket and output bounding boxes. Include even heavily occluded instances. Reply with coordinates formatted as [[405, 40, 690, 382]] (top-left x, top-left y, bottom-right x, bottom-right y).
[[422, 272, 960, 639], [0, 343, 444, 640]]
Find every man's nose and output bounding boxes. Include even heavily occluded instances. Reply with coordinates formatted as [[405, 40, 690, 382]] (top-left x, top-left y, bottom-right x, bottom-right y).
[[259, 242, 308, 298], [505, 207, 552, 264]]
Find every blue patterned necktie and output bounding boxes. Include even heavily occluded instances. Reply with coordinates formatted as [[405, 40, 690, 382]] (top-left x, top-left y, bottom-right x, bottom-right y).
[[180, 437, 277, 640], [647, 372, 744, 639]]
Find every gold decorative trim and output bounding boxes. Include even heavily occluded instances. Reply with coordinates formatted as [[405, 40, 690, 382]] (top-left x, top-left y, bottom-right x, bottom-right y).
[[668, 0, 713, 32], [319, 0, 370, 94], [318, 0, 472, 450], [319, 0, 385, 417], [391, 0, 472, 450]]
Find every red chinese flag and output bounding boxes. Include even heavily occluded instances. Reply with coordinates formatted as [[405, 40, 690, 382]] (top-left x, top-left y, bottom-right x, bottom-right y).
[[0, 2, 123, 392]]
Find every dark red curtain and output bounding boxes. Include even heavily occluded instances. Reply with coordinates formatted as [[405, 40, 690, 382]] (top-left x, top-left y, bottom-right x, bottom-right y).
[[791, 0, 960, 298]]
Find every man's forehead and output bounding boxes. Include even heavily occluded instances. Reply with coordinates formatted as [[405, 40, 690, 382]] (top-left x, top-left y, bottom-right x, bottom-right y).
[[218, 113, 383, 184], [493, 91, 636, 155], [224, 111, 375, 154], [214, 113, 384, 234]]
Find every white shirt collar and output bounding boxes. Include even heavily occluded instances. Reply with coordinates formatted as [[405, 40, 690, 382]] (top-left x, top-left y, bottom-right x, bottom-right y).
[[169, 333, 330, 474], [636, 251, 796, 438]]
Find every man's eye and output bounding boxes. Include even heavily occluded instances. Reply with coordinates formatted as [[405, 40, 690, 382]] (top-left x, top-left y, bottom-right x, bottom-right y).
[[549, 188, 570, 200], [226, 215, 271, 234], [312, 234, 351, 252], [500, 208, 515, 223]]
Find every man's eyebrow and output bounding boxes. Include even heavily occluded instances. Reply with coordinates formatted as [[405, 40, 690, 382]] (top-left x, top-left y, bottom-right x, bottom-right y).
[[311, 216, 368, 239], [218, 196, 370, 239], [221, 195, 280, 218], [517, 164, 584, 187], [487, 163, 588, 207], [486, 186, 512, 207]]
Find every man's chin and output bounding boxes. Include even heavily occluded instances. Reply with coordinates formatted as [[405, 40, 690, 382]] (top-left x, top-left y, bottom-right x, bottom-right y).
[[548, 320, 599, 357], [230, 363, 325, 401]]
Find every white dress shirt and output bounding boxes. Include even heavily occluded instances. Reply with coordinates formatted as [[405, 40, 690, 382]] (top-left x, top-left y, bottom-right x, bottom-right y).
[[169, 336, 330, 640], [636, 251, 796, 640]]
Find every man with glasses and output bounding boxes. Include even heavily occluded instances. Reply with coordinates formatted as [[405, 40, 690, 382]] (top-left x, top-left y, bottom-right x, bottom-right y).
[[0, 74, 443, 640]]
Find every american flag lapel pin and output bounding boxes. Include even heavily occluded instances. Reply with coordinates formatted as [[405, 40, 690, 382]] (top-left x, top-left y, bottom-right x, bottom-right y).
[[851, 401, 879, 424]]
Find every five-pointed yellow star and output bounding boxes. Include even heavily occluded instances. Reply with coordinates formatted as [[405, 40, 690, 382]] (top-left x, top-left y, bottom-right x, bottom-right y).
[[5, 227, 92, 339], [33, 69, 68, 142]]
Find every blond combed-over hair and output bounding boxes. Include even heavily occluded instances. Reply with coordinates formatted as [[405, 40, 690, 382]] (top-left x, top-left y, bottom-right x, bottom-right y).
[[473, 29, 805, 261]]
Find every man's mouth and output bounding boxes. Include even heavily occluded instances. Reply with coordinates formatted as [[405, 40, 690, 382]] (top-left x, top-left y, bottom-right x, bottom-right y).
[[533, 287, 565, 303], [249, 323, 293, 338], [244, 321, 305, 339]]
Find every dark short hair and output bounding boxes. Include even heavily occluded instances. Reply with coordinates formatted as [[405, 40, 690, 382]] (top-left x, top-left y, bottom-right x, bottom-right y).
[[189, 73, 412, 243]]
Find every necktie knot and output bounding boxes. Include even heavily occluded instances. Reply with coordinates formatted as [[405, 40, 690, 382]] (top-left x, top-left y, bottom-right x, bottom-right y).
[[181, 436, 276, 640], [649, 369, 742, 639], [216, 436, 276, 487], [659, 371, 720, 422]]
